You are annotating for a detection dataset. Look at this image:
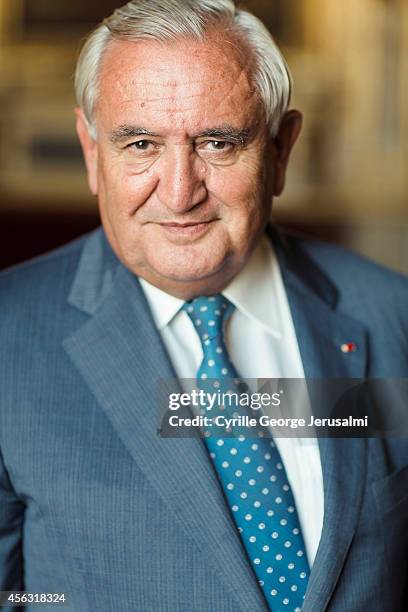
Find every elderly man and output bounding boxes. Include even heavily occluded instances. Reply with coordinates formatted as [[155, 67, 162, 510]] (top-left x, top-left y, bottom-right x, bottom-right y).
[[0, 1, 407, 611]]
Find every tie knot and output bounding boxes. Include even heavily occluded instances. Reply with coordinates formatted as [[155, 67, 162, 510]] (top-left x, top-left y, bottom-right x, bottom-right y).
[[183, 295, 233, 342]]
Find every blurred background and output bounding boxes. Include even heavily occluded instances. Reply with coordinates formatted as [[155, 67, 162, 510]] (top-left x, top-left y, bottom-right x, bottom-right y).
[[0, 0, 407, 272]]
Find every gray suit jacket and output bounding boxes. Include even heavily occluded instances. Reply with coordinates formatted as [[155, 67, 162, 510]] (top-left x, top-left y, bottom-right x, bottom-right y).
[[0, 227, 407, 611]]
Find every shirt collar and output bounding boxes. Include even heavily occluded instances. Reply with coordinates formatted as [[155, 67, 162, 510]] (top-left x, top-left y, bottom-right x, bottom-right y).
[[223, 234, 283, 339], [139, 276, 184, 330], [139, 234, 284, 339]]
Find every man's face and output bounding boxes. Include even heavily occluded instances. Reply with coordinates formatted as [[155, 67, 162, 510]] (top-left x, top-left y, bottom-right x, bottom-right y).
[[77, 31, 301, 298]]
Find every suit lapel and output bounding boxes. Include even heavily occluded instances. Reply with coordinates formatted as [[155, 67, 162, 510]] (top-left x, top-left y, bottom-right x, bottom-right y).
[[273, 229, 369, 611], [63, 231, 268, 612], [303, 437, 367, 612], [271, 226, 368, 380]]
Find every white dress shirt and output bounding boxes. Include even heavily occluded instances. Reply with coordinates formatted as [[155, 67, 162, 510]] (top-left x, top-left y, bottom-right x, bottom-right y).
[[139, 235, 324, 566]]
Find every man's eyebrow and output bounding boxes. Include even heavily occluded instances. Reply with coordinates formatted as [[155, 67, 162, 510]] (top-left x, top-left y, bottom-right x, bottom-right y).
[[109, 124, 254, 146], [195, 126, 253, 146], [110, 126, 159, 143]]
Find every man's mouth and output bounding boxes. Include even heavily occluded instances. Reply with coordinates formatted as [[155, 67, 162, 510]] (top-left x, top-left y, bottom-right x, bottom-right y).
[[157, 220, 216, 241], [159, 221, 213, 228]]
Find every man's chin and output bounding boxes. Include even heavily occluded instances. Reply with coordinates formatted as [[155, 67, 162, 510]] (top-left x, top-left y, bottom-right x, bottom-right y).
[[139, 257, 234, 297], [145, 248, 229, 284], [154, 265, 223, 284]]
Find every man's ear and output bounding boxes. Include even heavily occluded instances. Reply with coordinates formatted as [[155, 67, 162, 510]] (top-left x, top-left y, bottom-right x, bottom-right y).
[[75, 107, 98, 195], [271, 110, 302, 197]]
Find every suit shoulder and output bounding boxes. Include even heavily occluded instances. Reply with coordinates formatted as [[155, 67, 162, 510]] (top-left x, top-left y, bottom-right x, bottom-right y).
[[278, 232, 408, 341], [295, 235, 408, 291], [0, 231, 93, 313], [0, 231, 88, 278]]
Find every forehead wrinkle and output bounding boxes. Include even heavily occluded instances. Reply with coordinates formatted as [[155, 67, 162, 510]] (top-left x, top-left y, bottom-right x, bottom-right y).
[[97, 34, 263, 135], [208, 74, 260, 124], [111, 85, 255, 121], [120, 71, 245, 99], [139, 62, 256, 112], [106, 80, 241, 119], [102, 36, 253, 98], [125, 90, 220, 105]]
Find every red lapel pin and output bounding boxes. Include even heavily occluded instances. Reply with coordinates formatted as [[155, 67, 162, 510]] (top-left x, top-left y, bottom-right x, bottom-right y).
[[341, 342, 357, 353]]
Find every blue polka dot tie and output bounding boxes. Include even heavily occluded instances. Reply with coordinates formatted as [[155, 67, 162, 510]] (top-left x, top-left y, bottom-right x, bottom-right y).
[[183, 295, 310, 611]]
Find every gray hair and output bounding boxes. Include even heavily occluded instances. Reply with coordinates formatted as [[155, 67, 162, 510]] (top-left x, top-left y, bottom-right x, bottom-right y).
[[75, 0, 292, 138]]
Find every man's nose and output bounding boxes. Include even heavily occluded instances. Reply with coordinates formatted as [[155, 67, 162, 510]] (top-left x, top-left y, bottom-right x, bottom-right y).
[[156, 145, 207, 213]]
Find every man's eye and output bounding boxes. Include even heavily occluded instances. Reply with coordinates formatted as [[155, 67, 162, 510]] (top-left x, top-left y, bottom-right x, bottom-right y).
[[197, 140, 236, 156], [196, 139, 239, 165], [131, 140, 152, 150], [125, 140, 162, 155], [207, 140, 232, 151]]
